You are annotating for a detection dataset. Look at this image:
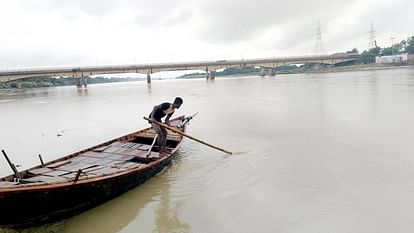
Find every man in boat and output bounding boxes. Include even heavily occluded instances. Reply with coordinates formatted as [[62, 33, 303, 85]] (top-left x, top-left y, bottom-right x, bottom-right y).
[[149, 97, 183, 155]]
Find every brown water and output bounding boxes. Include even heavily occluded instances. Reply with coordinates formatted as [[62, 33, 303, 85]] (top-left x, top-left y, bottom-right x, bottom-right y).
[[1, 67, 414, 233]]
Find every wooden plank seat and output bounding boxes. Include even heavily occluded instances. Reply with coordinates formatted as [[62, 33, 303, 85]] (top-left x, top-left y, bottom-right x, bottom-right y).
[[133, 151, 165, 163], [54, 163, 99, 173], [28, 167, 54, 175], [46, 160, 71, 169], [114, 162, 142, 169], [79, 151, 136, 162], [138, 132, 182, 141], [85, 166, 121, 176], [41, 170, 71, 177], [59, 171, 91, 180], [70, 156, 103, 164], [20, 175, 68, 184]]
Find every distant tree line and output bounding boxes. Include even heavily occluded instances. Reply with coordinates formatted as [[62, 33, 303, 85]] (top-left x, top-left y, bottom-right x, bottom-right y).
[[0, 76, 144, 89]]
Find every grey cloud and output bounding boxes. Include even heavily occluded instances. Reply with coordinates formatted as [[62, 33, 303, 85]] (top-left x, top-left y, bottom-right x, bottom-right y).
[[325, 0, 414, 52], [0, 48, 88, 69], [193, 0, 359, 44], [1, 0, 413, 68], [163, 8, 193, 27], [15, 0, 122, 19], [116, 0, 192, 28], [365, 0, 414, 42]]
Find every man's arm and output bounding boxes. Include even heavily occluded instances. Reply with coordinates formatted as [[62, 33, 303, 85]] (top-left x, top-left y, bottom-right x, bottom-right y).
[[149, 105, 160, 121], [164, 112, 174, 125]]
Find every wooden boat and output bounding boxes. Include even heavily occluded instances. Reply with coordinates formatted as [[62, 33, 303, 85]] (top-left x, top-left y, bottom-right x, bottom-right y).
[[0, 115, 188, 227]]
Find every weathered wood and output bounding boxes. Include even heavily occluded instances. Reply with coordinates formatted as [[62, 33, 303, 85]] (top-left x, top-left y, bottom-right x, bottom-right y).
[[20, 175, 67, 183], [57, 163, 98, 173], [146, 134, 158, 158], [42, 170, 71, 177], [87, 166, 120, 176], [38, 154, 45, 167], [73, 169, 83, 183], [28, 167, 54, 175], [46, 160, 71, 168]]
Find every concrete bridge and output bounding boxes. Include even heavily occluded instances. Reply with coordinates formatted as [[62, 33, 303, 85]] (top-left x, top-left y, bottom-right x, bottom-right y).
[[0, 53, 359, 87]]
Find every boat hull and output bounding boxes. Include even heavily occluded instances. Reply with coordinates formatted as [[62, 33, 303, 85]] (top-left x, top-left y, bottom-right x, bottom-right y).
[[0, 116, 186, 227], [0, 155, 173, 227]]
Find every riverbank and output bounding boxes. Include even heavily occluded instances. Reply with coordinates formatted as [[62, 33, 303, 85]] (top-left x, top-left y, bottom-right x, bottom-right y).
[[178, 63, 414, 79]]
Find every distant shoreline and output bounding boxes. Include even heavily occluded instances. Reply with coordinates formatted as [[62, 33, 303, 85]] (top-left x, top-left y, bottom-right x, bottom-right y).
[[301, 63, 414, 74], [177, 63, 414, 79]]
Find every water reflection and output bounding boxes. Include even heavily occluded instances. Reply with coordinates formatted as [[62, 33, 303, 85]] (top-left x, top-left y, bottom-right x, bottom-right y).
[[153, 168, 190, 233], [206, 78, 215, 84], [0, 88, 50, 102], [147, 83, 152, 94], [76, 88, 88, 97]]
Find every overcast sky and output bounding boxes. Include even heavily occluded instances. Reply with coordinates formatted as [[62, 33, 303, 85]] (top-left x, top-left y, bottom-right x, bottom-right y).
[[0, 0, 412, 69]]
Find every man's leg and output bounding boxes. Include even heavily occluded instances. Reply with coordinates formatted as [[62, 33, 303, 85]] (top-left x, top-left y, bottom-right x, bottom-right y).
[[160, 127, 168, 153], [153, 124, 165, 152]]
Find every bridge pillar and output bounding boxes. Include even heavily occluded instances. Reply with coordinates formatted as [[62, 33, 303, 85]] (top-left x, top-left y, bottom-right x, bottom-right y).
[[147, 73, 151, 83], [269, 68, 276, 77], [76, 77, 87, 88], [259, 67, 266, 77], [81, 77, 88, 88], [209, 71, 216, 80], [76, 78, 82, 88]]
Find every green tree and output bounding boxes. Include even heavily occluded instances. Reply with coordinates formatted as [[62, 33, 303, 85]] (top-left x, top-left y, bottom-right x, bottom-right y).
[[347, 48, 359, 54], [381, 47, 393, 56], [406, 36, 414, 54], [358, 47, 380, 64]]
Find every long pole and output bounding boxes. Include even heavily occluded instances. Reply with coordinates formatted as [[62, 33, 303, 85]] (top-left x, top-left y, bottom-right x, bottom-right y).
[[144, 117, 232, 155]]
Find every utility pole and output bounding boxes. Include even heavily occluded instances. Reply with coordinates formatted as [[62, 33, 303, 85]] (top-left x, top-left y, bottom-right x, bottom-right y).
[[313, 21, 327, 55], [368, 22, 376, 50], [390, 37, 395, 55]]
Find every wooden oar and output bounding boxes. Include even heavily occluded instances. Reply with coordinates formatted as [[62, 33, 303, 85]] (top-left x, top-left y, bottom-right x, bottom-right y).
[[144, 116, 232, 155], [146, 134, 158, 158]]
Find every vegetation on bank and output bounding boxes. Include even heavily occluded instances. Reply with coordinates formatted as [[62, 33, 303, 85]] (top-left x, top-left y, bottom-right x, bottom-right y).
[[177, 64, 343, 78], [357, 36, 414, 64]]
